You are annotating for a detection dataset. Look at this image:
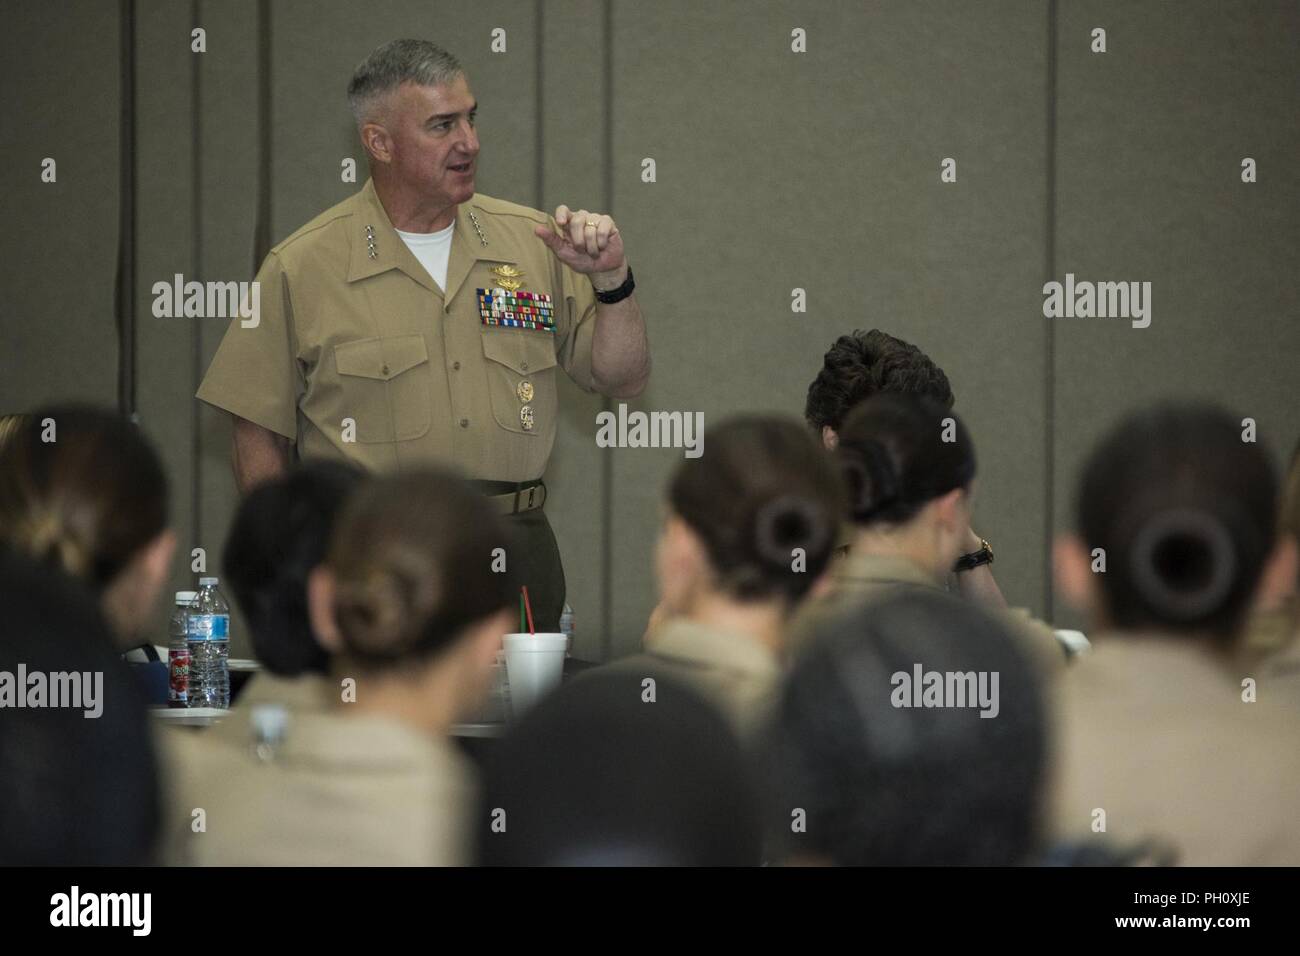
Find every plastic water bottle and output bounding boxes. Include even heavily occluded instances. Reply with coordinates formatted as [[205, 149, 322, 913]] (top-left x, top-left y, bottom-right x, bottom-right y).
[[188, 577, 231, 709], [167, 591, 197, 708], [559, 602, 575, 659]]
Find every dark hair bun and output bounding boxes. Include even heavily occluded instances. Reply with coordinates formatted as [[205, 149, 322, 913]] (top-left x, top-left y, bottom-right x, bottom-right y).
[[1127, 508, 1239, 622], [751, 494, 831, 570], [840, 438, 900, 523]]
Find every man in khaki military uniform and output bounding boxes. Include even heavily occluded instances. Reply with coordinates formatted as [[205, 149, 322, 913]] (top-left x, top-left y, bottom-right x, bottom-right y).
[[197, 39, 649, 631]]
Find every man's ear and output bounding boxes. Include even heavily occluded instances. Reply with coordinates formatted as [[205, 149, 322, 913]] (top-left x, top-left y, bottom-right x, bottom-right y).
[[821, 425, 838, 450], [307, 566, 343, 653], [360, 122, 392, 165], [1253, 536, 1299, 613], [1053, 533, 1099, 617]]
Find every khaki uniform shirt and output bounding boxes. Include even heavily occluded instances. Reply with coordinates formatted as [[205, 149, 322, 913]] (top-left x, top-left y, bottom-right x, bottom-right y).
[[159, 676, 476, 866], [1052, 634, 1300, 866], [789, 551, 1066, 679], [602, 617, 781, 742], [197, 179, 599, 480]]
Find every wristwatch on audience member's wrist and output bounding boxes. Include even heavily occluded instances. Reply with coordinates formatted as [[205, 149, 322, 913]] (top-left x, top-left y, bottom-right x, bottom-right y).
[[593, 265, 635, 304], [953, 538, 994, 573]]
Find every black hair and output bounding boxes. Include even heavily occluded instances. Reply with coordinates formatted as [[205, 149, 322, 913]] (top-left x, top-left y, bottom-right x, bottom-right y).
[[1076, 403, 1278, 641], [836, 393, 976, 526], [805, 329, 954, 432], [0, 404, 168, 593], [667, 415, 845, 604], [326, 468, 516, 668], [222, 459, 367, 677], [478, 671, 762, 866], [0, 547, 161, 864], [762, 589, 1047, 866]]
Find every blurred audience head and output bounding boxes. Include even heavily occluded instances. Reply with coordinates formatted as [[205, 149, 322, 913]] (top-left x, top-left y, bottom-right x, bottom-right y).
[[0, 547, 160, 864], [223, 459, 367, 677], [805, 329, 954, 449], [479, 671, 762, 866], [308, 467, 515, 728], [836, 393, 977, 575], [1055, 403, 1295, 644], [658, 415, 844, 618], [762, 589, 1047, 866], [0, 405, 175, 644]]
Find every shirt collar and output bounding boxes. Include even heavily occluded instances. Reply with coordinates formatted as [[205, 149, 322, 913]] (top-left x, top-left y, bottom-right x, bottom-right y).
[[346, 179, 516, 303], [835, 550, 944, 592], [646, 617, 780, 679]]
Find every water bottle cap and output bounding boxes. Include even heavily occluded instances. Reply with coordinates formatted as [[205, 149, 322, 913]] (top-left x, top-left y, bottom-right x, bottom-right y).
[[199, 577, 219, 586], [175, 591, 198, 603]]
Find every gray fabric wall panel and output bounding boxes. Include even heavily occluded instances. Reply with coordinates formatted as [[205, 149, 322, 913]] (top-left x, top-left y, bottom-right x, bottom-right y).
[[538, 0, 613, 661], [192, 0, 265, 658], [1052, 1, 1300, 623], [133, 0, 203, 647], [0, 1, 120, 410], [605, 0, 1052, 654]]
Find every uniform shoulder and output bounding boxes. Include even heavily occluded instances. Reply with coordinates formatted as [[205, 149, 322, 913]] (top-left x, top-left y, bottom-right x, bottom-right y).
[[470, 193, 552, 226], [268, 190, 362, 260]]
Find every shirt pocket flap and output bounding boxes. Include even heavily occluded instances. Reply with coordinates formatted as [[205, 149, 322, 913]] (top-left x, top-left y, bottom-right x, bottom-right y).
[[481, 328, 558, 376], [335, 335, 429, 380]]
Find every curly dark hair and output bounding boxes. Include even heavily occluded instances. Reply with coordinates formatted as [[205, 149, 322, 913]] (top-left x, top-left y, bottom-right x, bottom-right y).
[[804, 330, 954, 432]]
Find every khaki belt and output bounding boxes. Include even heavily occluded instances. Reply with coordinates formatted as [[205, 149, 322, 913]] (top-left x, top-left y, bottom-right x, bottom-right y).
[[471, 479, 547, 515]]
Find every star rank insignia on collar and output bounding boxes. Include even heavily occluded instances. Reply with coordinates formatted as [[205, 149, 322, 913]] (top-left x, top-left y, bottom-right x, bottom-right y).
[[468, 210, 489, 246]]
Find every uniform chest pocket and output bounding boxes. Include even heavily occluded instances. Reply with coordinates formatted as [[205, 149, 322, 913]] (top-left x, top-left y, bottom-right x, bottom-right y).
[[481, 328, 558, 436], [333, 334, 431, 443]]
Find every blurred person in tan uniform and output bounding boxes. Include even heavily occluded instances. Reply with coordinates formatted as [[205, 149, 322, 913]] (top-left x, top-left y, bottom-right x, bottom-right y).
[[791, 395, 1068, 675], [164, 468, 514, 866], [155, 459, 368, 812], [1052, 404, 1300, 866], [602, 416, 844, 741], [196, 39, 650, 633], [0, 405, 175, 648]]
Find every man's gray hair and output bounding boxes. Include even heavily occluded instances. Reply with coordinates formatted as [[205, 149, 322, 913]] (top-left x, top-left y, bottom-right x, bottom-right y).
[[347, 39, 464, 125]]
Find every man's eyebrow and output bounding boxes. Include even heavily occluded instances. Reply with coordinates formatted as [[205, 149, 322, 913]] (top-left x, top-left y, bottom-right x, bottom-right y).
[[426, 102, 479, 123]]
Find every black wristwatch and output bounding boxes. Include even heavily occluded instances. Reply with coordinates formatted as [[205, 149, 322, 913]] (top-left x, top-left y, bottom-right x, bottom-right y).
[[953, 538, 994, 573], [593, 265, 635, 304]]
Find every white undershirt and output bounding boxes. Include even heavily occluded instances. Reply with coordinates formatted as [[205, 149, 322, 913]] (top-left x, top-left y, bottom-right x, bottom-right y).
[[395, 221, 456, 292]]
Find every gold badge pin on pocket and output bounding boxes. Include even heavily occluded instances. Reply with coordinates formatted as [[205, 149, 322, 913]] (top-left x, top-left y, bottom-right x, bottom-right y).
[[520, 405, 535, 431], [516, 381, 534, 403]]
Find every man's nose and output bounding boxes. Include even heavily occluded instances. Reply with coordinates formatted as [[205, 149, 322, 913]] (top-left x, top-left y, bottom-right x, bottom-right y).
[[457, 120, 480, 155]]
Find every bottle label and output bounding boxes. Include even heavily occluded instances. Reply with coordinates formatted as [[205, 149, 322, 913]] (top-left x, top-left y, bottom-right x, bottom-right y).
[[169, 648, 191, 703], [188, 614, 230, 640]]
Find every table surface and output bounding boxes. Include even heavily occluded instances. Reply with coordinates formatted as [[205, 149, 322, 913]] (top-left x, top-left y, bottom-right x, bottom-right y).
[[150, 657, 599, 735]]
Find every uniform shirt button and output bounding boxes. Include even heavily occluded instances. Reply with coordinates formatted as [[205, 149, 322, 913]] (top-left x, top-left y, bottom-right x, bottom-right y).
[[381, 364, 390, 376], [521, 362, 529, 372], [452, 361, 461, 371], [459, 418, 469, 428]]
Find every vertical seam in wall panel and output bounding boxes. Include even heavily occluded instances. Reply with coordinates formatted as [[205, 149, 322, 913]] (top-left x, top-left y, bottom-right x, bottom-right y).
[[1044, 0, 1058, 621], [118, 0, 137, 419], [254, 0, 272, 270], [534, 0, 544, 210], [600, 0, 614, 661], [191, 0, 202, 552]]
